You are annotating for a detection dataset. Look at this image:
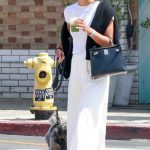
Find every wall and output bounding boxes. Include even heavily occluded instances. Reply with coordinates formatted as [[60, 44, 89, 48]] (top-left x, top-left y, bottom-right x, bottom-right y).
[[128, 0, 139, 104], [0, 0, 64, 49]]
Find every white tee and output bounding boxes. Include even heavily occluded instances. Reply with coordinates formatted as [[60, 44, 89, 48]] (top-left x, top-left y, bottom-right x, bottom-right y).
[[64, 1, 100, 55]]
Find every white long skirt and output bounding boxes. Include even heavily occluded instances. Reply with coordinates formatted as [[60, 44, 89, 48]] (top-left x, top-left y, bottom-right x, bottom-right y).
[[67, 53, 110, 150]]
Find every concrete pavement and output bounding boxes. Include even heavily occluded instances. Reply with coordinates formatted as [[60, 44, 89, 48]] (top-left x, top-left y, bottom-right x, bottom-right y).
[[0, 99, 150, 139]]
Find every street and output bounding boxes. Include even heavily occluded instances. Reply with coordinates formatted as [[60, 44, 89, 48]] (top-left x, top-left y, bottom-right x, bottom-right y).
[[0, 134, 47, 150], [0, 134, 150, 150]]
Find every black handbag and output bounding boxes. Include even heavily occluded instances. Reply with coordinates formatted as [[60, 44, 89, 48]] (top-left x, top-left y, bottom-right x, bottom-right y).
[[89, 45, 127, 79]]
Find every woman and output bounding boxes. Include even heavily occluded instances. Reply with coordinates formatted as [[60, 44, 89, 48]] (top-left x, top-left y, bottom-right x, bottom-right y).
[[56, 0, 119, 149]]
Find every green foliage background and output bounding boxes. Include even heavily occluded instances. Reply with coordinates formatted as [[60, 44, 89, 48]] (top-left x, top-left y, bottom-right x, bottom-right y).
[[110, 0, 126, 25]]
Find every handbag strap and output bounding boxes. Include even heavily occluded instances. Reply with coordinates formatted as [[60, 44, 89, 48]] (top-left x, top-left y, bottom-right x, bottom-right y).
[[106, 36, 114, 46]]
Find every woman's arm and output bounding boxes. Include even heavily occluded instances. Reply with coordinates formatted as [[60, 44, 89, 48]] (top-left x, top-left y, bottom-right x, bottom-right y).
[[75, 18, 114, 47]]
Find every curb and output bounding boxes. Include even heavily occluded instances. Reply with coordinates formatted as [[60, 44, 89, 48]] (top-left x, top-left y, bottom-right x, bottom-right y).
[[0, 120, 150, 139], [0, 120, 49, 136], [106, 124, 150, 140]]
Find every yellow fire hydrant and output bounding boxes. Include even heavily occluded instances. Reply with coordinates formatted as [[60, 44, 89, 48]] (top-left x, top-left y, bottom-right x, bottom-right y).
[[24, 53, 57, 119]]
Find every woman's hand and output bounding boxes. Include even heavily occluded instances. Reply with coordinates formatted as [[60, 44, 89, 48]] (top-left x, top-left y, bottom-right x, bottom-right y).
[[74, 18, 114, 47], [55, 48, 65, 63], [74, 19, 93, 35]]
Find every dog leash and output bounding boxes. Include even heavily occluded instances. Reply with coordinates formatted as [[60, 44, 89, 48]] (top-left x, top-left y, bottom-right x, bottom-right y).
[[52, 58, 66, 125], [52, 60, 65, 92]]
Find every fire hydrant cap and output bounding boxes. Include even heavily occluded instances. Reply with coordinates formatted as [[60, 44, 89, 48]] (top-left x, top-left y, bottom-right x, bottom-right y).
[[38, 53, 48, 57]]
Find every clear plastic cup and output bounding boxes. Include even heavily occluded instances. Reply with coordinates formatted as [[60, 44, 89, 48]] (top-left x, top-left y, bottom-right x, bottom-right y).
[[70, 17, 79, 32]]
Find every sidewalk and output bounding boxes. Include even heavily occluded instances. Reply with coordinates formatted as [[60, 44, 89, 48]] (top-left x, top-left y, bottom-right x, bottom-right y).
[[0, 100, 150, 139]]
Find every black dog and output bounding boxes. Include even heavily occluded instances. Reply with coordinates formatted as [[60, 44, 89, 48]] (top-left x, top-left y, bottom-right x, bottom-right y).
[[45, 111, 67, 150]]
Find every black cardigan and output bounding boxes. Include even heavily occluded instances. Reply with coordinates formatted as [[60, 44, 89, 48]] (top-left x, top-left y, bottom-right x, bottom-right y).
[[61, 0, 120, 79]]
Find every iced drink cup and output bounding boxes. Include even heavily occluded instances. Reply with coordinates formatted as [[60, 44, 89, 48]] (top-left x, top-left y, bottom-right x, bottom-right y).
[[70, 17, 79, 32]]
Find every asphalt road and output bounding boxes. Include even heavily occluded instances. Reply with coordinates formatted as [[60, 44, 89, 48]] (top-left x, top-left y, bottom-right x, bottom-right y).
[[0, 134, 47, 150], [0, 134, 150, 150]]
